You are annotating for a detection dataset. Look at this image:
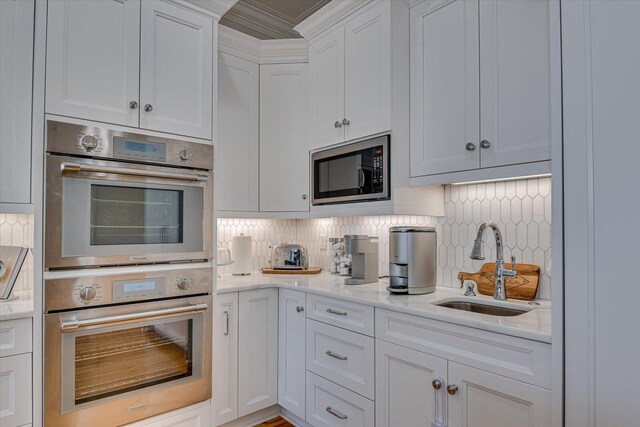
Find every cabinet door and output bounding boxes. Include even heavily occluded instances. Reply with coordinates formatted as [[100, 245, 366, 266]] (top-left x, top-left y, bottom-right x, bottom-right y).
[[278, 289, 306, 420], [238, 288, 278, 417], [344, 1, 391, 142], [259, 63, 310, 212], [217, 53, 259, 212], [140, 1, 212, 140], [0, 353, 32, 427], [0, 0, 33, 204], [46, 0, 140, 127], [479, 0, 556, 168], [410, 0, 480, 176], [448, 362, 551, 427], [376, 340, 448, 427], [309, 27, 345, 150], [213, 292, 238, 425]]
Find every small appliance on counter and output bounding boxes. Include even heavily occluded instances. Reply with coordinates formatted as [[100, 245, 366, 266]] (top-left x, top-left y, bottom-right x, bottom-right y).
[[344, 235, 379, 285], [388, 226, 437, 294], [231, 234, 252, 276], [216, 246, 234, 266], [0, 246, 29, 301], [270, 243, 309, 270]]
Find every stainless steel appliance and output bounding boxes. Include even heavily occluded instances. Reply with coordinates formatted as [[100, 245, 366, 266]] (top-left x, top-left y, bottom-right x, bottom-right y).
[[344, 235, 379, 285], [44, 266, 213, 427], [388, 226, 437, 294], [311, 135, 389, 205], [270, 243, 309, 270], [45, 121, 214, 270]]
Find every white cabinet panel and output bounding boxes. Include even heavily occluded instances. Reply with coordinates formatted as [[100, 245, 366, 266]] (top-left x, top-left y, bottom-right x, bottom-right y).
[[344, 1, 391, 142], [447, 362, 551, 427], [125, 402, 211, 427], [410, 0, 480, 176], [0, 318, 32, 358], [46, 0, 140, 128], [479, 0, 554, 167], [309, 27, 345, 150], [217, 53, 259, 212], [140, 1, 212, 140], [0, 353, 32, 427], [259, 63, 310, 212], [278, 289, 306, 420], [0, 0, 33, 204], [306, 294, 374, 336], [238, 288, 278, 417], [213, 292, 238, 425], [375, 340, 448, 427]]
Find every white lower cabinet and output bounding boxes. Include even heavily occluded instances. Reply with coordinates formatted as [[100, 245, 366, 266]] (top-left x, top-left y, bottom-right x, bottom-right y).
[[278, 289, 306, 420], [237, 289, 278, 417], [306, 372, 374, 427], [213, 292, 239, 425], [0, 353, 32, 427], [125, 402, 211, 427]]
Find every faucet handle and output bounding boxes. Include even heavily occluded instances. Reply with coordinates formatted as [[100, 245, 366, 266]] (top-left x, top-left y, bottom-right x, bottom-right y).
[[464, 282, 477, 297], [503, 256, 517, 278]]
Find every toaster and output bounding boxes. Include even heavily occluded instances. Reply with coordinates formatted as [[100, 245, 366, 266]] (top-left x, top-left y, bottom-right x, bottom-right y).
[[270, 243, 309, 270]]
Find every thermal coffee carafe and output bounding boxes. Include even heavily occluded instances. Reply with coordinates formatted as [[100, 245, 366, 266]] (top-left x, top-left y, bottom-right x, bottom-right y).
[[344, 235, 379, 285], [388, 227, 437, 294]]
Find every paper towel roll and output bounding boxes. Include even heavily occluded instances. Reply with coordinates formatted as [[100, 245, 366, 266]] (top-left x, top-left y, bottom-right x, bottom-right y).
[[231, 234, 252, 276]]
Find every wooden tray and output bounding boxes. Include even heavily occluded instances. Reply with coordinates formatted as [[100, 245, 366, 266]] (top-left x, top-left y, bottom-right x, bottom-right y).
[[261, 267, 322, 275], [457, 262, 540, 300]]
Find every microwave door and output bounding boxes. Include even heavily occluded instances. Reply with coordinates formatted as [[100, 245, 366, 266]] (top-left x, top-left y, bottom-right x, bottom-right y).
[[319, 155, 363, 195]]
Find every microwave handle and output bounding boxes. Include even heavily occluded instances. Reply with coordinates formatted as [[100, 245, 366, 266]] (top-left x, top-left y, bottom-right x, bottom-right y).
[[60, 303, 208, 331], [358, 169, 366, 189], [61, 162, 208, 182]]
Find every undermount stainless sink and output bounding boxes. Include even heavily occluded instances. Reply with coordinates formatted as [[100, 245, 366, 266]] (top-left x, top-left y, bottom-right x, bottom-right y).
[[436, 301, 529, 317]]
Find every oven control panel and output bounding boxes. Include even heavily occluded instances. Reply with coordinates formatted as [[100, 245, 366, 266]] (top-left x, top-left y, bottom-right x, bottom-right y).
[[72, 283, 105, 306], [113, 137, 167, 162], [112, 277, 167, 302]]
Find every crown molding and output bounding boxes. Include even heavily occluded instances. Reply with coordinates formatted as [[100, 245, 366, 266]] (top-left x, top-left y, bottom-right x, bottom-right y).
[[182, 0, 239, 20], [294, 0, 372, 41], [219, 25, 308, 64]]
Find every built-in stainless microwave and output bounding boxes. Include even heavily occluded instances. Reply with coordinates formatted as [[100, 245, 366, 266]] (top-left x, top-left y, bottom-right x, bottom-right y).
[[311, 135, 390, 205]]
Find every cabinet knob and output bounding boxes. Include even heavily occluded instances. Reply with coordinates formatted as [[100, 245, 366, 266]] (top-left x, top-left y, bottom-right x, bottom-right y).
[[465, 142, 476, 151], [144, 104, 153, 112], [129, 101, 138, 109], [432, 379, 442, 390], [447, 384, 459, 395], [302, 194, 308, 200], [480, 140, 491, 149], [334, 121, 343, 128], [342, 118, 350, 126], [296, 306, 304, 313]]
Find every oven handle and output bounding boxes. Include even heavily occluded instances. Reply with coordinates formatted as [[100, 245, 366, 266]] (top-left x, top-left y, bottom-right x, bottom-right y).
[[61, 162, 209, 182], [60, 303, 208, 331]]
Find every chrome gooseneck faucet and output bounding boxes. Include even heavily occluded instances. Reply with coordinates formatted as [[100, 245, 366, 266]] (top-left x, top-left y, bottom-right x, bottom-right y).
[[470, 222, 517, 300]]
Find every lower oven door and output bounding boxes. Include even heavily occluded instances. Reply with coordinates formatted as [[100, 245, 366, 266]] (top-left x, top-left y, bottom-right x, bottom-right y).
[[44, 296, 212, 427]]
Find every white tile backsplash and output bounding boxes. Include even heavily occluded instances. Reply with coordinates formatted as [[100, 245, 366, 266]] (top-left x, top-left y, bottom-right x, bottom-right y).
[[217, 177, 552, 299], [0, 213, 34, 292]]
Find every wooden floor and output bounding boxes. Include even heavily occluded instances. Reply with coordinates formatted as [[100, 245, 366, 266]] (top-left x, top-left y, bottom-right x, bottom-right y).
[[254, 416, 294, 427]]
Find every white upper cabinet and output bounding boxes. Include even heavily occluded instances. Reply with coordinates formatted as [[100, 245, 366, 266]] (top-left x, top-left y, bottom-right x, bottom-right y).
[[309, 27, 345, 150], [0, 0, 34, 205], [259, 63, 310, 212], [344, 1, 391, 142], [410, 0, 480, 176], [46, 0, 140, 128], [139, 1, 213, 140], [217, 53, 259, 212]]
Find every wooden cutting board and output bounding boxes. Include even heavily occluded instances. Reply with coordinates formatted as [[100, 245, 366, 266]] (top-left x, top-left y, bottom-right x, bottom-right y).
[[261, 267, 322, 275], [457, 263, 540, 300]]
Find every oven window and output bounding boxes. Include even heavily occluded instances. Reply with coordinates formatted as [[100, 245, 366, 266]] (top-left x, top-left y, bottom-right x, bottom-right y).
[[90, 185, 184, 245], [73, 319, 193, 405]]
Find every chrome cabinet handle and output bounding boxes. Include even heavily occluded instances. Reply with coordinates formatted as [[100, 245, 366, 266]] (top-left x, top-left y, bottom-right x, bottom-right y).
[[326, 406, 347, 420], [326, 350, 348, 361], [223, 310, 229, 336], [480, 140, 491, 149], [342, 118, 350, 126], [334, 121, 343, 128], [144, 104, 153, 112], [432, 379, 442, 390], [326, 308, 347, 316], [465, 142, 476, 151], [296, 306, 304, 313], [129, 101, 138, 109], [447, 384, 459, 395]]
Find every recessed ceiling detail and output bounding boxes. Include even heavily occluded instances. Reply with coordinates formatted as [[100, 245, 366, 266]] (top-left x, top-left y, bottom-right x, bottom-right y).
[[220, 0, 332, 40]]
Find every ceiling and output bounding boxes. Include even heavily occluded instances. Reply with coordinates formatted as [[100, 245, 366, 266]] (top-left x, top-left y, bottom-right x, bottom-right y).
[[220, 0, 332, 40]]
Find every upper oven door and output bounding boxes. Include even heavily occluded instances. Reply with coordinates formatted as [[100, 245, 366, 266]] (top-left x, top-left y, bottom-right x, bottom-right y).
[[312, 135, 389, 205], [45, 155, 213, 270]]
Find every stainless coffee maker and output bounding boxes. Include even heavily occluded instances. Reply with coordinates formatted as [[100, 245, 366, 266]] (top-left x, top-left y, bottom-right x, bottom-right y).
[[344, 235, 379, 285], [388, 227, 437, 294]]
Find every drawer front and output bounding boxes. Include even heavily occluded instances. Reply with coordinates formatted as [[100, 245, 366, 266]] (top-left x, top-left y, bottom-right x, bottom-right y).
[[306, 294, 374, 336], [0, 353, 32, 427], [375, 308, 552, 389], [0, 318, 32, 358], [306, 319, 374, 399], [306, 371, 374, 427]]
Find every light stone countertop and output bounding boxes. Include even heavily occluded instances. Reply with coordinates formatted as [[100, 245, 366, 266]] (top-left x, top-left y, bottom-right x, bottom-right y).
[[0, 290, 34, 321], [217, 272, 552, 343]]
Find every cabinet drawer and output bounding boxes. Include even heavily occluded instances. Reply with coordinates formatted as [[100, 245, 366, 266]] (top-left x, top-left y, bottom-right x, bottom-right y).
[[306, 319, 374, 399], [0, 318, 32, 358], [375, 308, 552, 389], [306, 294, 374, 336], [306, 371, 374, 427], [0, 353, 32, 427]]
